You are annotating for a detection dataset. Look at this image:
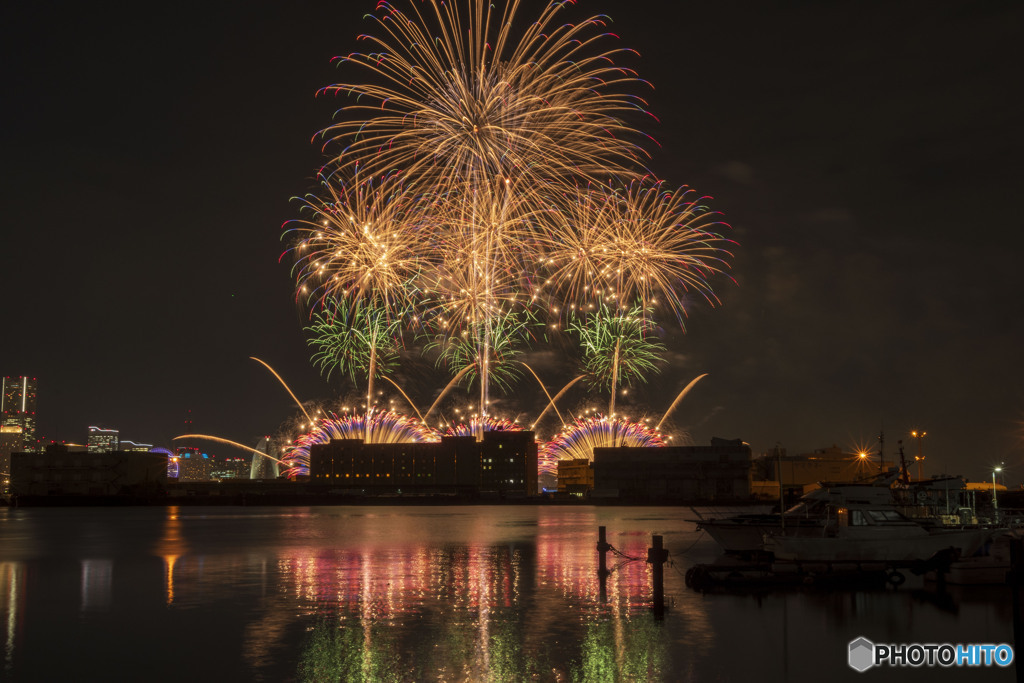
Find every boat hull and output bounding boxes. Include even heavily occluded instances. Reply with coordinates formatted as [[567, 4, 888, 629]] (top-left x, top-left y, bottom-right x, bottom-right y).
[[698, 518, 823, 554], [767, 527, 990, 563]]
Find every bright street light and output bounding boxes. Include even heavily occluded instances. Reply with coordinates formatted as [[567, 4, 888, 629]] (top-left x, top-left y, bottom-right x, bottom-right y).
[[993, 464, 1003, 525], [911, 430, 927, 481]]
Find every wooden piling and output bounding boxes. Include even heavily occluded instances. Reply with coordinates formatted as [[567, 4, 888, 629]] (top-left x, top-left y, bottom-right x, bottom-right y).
[[647, 534, 667, 619], [597, 526, 610, 602]]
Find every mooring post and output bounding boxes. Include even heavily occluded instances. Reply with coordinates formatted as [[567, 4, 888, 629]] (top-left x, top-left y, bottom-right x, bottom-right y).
[[647, 534, 668, 619], [597, 526, 610, 602]]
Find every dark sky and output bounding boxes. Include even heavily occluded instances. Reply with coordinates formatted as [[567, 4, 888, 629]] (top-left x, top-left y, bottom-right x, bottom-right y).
[[2, 0, 1021, 481]]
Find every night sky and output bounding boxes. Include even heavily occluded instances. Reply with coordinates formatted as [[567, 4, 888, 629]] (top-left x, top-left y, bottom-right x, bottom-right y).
[[2, 0, 1021, 481]]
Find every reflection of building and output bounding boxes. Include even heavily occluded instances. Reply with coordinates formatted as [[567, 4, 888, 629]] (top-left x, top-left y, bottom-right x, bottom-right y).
[[591, 438, 752, 501], [309, 431, 538, 496], [87, 426, 119, 453], [10, 444, 167, 496], [1, 426, 22, 488], [1, 376, 37, 451], [174, 447, 210, 481]]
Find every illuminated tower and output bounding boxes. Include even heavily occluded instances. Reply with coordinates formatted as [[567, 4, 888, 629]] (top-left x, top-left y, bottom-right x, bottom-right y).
[[1, 376, 37, 451], [87, 426, 119, 453]]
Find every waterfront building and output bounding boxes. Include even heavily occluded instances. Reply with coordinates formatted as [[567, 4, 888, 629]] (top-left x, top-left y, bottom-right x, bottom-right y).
[[309, 430, 538, 497], [751, 445, 875, 498], [479, 430, 538, 495], [591, 437, 752, 501], [87, 426, 119, 453], [250, 436, 280, 479], [555, 459, 594, 496], [9, 444, 167, 497], [174, 446, 210, 481], [210, 455, 250, 480], [1, 427, 22, 481], [1, 376, 37, 451]]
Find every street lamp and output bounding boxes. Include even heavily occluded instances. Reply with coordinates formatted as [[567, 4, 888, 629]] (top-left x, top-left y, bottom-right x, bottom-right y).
[[913, 432, 929, 481], [911, 430, 926, 479], [993, 464, 1003, 525]]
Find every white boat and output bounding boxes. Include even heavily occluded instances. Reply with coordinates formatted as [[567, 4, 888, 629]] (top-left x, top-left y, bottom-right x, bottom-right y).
[[696, 480, 897, 554], [765, 506, 992, 563]]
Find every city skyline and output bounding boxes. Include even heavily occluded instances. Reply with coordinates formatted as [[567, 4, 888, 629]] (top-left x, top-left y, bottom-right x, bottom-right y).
[[2, 1, 1022, 481]]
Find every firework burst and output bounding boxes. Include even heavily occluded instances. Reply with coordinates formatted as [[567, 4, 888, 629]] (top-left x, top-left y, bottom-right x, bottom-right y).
[[283, 411, 439, 477], [319, 0, 652, 187], [426, 307, 538, 396], [440, 417, 525, 438], [568, 301, 665, 416], [287, 1, 736, 445], [538, 415, 666, 475], [284, 172, 427, 313], [306, 300, 404, 386], [538, 181, 736, 326], [314, 0, 664, 429]]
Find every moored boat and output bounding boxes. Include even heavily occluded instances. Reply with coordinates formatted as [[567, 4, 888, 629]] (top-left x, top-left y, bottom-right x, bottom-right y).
[[695, 477, 897, 554]]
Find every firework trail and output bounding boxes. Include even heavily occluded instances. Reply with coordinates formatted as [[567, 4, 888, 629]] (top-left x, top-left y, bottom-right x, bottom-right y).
[[538, 415, 665, 475], [282, 411, 438, 477], [529, 374, 586, 433], [172, 434, 288, 465], [250, 356, 313, 423], [656, 373, 708, 431]]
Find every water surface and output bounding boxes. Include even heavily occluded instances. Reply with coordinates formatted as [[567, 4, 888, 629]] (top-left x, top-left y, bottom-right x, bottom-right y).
[[0, 505, 1015, 681]]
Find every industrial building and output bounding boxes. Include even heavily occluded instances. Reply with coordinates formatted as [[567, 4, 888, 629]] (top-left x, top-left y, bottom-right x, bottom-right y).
[[587, 437, 753, 502], [10, 444, 168, 497], [309, 430, 538, 497]]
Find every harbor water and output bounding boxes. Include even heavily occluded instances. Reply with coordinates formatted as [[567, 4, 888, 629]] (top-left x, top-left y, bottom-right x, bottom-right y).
[[0, 505, 1016, 681]]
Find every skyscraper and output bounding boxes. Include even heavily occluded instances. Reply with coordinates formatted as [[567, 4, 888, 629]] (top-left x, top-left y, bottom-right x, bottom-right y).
[[1, 376, 37, 451], [87, 426, 119, 453]]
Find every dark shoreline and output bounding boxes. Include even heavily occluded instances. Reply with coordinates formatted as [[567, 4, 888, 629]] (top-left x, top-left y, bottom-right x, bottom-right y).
[[2, 493, 764, 508]]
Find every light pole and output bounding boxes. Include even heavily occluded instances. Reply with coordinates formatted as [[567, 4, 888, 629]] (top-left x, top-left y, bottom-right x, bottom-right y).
[[911, 430, 926, 481], [992, 464, 1003, 525]]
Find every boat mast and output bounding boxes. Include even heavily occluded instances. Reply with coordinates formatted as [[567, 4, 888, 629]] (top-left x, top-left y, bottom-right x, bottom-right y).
[[878, 429, 885, 474], [776, 443, 785, 531]]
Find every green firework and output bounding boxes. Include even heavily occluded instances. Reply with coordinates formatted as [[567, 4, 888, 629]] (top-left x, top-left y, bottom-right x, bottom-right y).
[[568, 302, 665, 393], [306, 300, 403, 384], [427, 308, 537, 395]]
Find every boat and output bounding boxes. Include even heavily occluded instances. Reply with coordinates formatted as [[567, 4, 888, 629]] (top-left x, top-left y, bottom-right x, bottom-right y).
[[696, 471, 987, 556], [694, 475, 898, 554], [925, 528, 1024, 584], [764, 504, 992, 563]]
